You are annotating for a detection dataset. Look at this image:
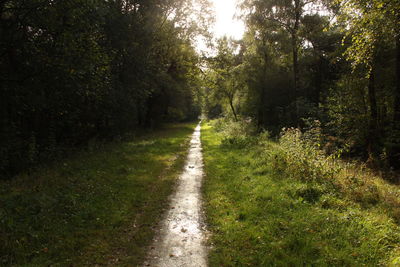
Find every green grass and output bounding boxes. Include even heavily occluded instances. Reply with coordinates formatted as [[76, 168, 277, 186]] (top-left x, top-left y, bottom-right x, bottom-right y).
[[202, 123, 400, 266], [0, 123, 196, 266]]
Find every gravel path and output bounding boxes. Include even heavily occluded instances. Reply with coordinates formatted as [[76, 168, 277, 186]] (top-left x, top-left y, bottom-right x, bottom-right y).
[[145, 123, 207, 267]]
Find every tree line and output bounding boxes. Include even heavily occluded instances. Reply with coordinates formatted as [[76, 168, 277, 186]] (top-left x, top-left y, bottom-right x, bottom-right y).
[[0, 0, 210, 177], [2, 0, 399, 177], [203, 0, 400, 169]]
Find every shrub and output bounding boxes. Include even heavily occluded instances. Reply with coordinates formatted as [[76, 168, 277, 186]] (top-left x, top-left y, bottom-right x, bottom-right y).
[[276, 127, 342, 183], [211, 118, 257, 148], [261, 125, 400, 222]]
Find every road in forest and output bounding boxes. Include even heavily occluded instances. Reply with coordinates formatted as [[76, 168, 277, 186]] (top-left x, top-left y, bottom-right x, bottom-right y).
[[145, 123, 207, 267]]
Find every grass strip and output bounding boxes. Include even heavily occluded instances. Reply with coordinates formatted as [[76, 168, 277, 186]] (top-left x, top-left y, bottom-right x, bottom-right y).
[[0, 122, 196, 266], [202, 123, 400, 266]]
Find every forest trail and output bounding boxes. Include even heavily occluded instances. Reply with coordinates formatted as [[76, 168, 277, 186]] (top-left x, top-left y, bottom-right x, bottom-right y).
[[145, 123, 208, 267]]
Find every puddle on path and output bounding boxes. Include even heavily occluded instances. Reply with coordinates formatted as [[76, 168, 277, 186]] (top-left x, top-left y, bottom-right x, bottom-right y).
[[144, 123, 207, 267]]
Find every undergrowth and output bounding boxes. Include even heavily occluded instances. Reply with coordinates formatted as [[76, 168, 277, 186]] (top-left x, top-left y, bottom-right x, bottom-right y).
[[0, 123, 195, 266], [202, 119, 400, 266]]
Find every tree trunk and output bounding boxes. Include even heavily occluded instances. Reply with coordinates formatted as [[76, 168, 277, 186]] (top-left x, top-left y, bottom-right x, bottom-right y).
[[315, 55, 323, 103], [389, 33, 400, 167], [258, 82, 266, 128], [367, 66, 378, 159], [394, 34, 400, 122], [229, 98, 238, 122], [291, 0, 301, 124], [258, 42, 268, 129]]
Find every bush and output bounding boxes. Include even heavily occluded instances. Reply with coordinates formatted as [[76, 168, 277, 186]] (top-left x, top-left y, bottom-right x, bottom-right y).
[[261, 125, 400, 222], [275, 127, 342, 183], [211, 118, 257, 148]]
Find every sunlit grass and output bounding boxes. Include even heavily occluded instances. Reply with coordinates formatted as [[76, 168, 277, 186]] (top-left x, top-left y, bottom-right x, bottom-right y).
[[0, 123, 196, 266], [202, 122, 400, 266]]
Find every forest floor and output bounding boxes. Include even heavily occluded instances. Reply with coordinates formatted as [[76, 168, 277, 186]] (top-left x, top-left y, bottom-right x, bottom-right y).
[[0, 122, 196, 266], [145, 123, 208, 267], [201, 122, 400, 266]]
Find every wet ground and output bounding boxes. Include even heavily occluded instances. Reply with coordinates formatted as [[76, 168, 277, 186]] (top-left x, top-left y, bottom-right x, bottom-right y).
[[145, 123, 207, 267]]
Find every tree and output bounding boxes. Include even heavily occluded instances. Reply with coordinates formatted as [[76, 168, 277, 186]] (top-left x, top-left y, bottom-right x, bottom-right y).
[[336, 0, 400, 160], [207, 37, 244, 121], [0, 0, 210, 177], [240, 0, 325, 122]]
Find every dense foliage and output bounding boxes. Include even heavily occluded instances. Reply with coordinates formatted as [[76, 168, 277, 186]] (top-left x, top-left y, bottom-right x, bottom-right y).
[[202, 0, 400, 168], [0, 0, 209, 177]]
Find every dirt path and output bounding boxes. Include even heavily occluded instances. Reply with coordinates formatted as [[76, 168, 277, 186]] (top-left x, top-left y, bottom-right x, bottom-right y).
[[145, 123, 207, 267]]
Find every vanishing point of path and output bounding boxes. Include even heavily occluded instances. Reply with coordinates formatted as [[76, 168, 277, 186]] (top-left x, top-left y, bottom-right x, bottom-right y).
[[145, 123, 208, 267]]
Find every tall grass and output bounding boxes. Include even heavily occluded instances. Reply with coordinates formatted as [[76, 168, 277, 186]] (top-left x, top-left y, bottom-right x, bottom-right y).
[[274, 126, 400, 223], [203, 119, 400, 266]]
